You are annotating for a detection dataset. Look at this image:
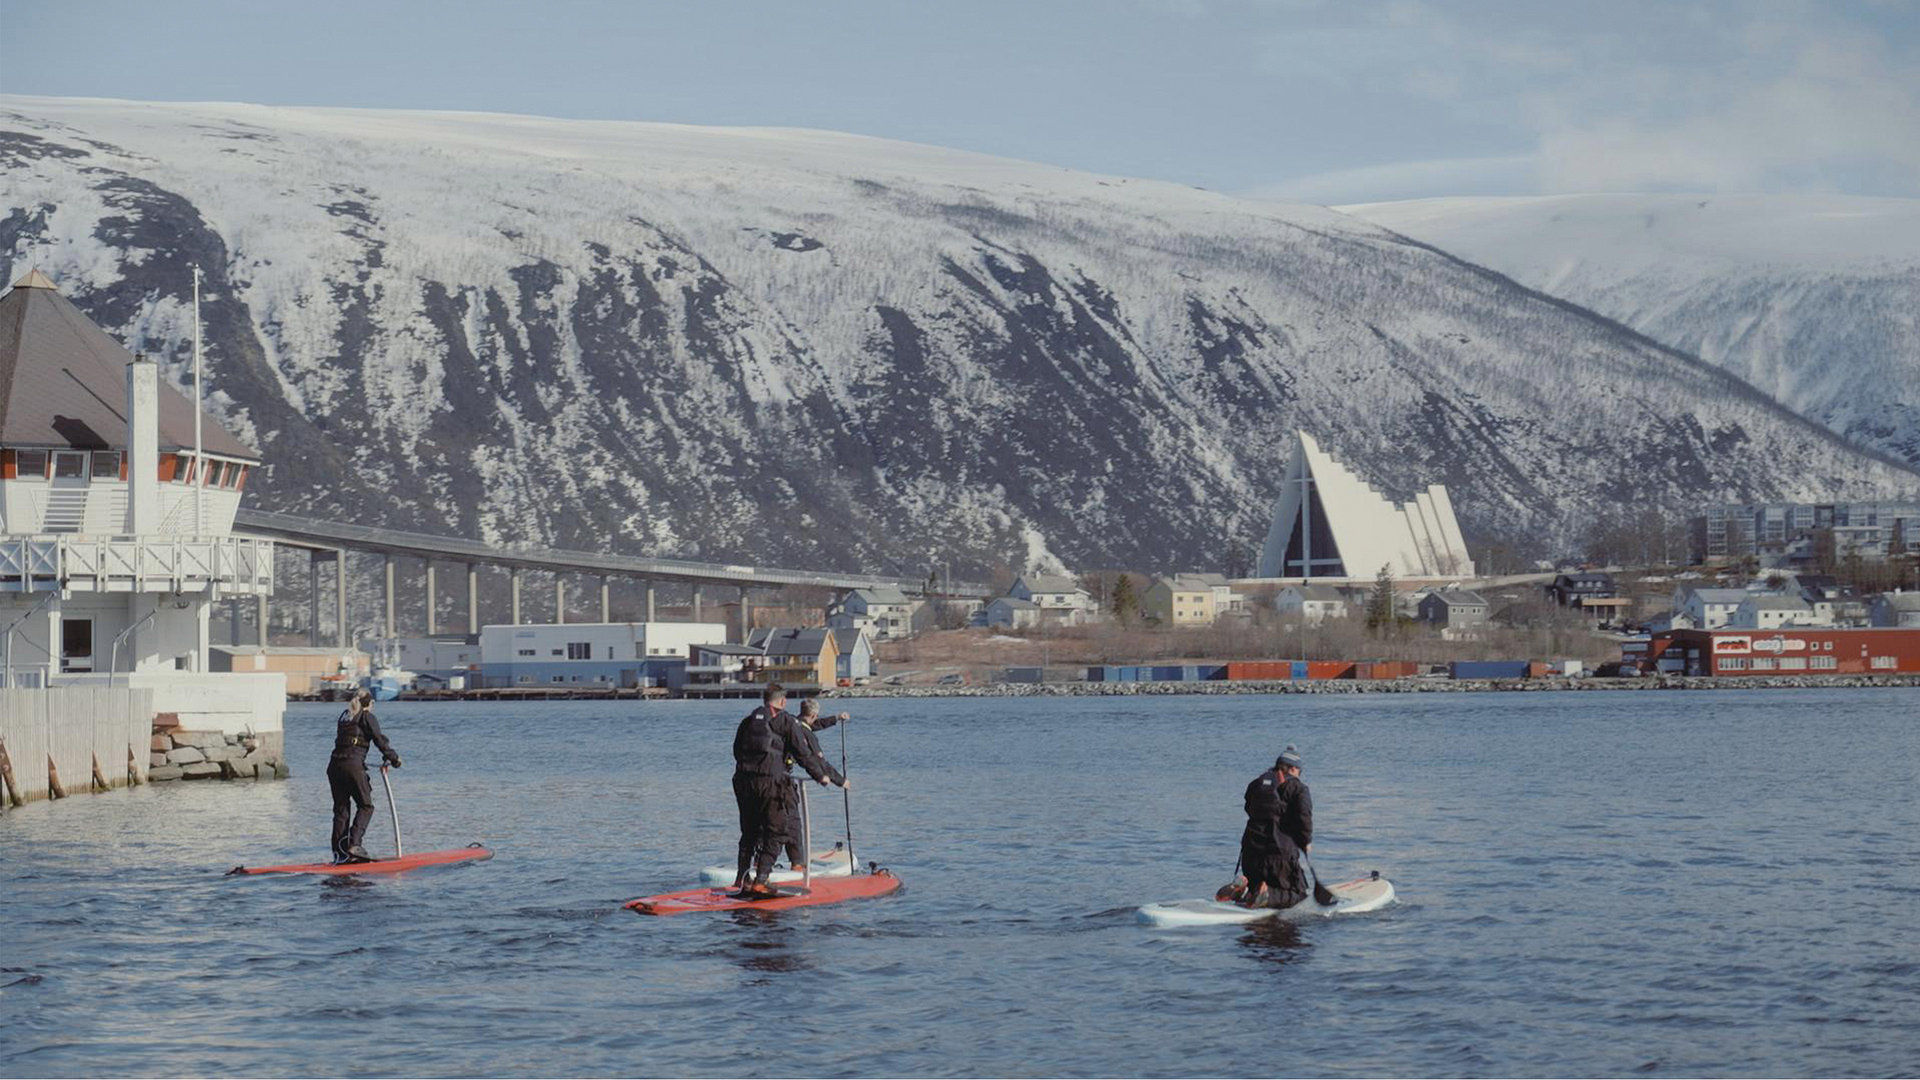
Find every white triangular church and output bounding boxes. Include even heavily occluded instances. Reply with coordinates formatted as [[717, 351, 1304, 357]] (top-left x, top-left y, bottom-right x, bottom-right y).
[[1255, 432, 1474, 581]]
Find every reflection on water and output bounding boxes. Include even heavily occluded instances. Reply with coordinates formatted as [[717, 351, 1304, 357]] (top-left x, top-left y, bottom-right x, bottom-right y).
[[6, 689, 1920, 1077]]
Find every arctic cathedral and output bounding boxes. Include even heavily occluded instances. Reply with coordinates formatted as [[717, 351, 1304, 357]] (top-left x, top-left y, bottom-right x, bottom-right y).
[[1255, 432, 1475, 582]]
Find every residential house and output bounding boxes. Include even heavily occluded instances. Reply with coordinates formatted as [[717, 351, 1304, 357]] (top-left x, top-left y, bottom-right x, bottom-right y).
[[1275, 584, 1350, 625], [1142, 575, 1219, 626], [826, 586, 922, 641], [747, 627, 841, 688], [1729, 595, 1826, 630], [1417, 590, 1490, 630], [686, 642, 767, 687], [1672, 586, 1749, 630], [1548, 572, 1617, 606], [1871, 593, 1920, 628], [984, 596, 1041, 630], [833, 627, 876, 681], [1008, 574, 1099, 625]]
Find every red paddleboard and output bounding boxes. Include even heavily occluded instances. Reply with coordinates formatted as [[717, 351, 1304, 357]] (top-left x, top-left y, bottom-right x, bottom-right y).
[[227, 845, 494, 876], [626, 870, 902, 916]]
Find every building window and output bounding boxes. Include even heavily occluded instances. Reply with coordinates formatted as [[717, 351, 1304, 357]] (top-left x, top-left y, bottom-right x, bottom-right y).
[[90, 451, 121, 479], [1720, 658, 1749, 671], [551, 649, 563, 656], [52, 452, 85, 479], [1810, 656, 1837, 670], [551, 675, 565, 683], [1751, 657, 1777, 670], [1778, 657, 1806, 670], [15, 449, 48, 479], [518, 649, 536, 657], [1871, 656, 1897, 670], [517, 675, 533, 684], [567, 642, 591, 660]]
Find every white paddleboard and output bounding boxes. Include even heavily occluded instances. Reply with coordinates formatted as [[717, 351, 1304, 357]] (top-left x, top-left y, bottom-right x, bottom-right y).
[[698, 844, 856, 885], [1138, 875, 1396, 927]]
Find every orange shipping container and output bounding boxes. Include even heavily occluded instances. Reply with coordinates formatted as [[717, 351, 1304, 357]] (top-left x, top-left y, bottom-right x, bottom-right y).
[[1225, 661, 1290, 680], [1306, 661, 1353, 680]]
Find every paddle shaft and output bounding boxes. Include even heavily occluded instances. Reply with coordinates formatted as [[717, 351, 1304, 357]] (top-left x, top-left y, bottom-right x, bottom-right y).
[[1302, 849, 1335, 905], [799, 777, 811, 891], [379, 765, 403, 858], [840, 721, 855, 872]]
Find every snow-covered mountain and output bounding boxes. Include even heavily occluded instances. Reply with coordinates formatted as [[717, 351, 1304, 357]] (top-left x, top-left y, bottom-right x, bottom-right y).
[[2, 98, 1913, 575], [1340, 194, 1920, 469]]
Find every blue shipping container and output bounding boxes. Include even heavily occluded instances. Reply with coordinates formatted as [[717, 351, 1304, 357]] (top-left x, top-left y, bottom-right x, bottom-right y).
[[1151, 665, 1187, 682], [1450, 660, 1530, 680], [1291, 661, 1309, 679], [1193, 664, 1226, 681]]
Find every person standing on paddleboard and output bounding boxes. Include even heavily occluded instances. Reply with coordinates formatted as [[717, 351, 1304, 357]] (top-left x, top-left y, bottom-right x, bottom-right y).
[[328, 688, 402, 864], [779, 699, 851, 871], [1229, 744, 1312, 909], [731, 684, 847, 898]]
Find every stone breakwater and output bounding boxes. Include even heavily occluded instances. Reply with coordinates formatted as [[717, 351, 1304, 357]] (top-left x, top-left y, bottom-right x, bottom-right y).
[[827, 675, 1920, 699], [147, 727, 287, 784]]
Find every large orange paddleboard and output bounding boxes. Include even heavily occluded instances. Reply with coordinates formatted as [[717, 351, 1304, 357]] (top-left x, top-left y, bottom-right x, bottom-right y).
[[626, 870, 902, 916], [227, 845, 494, 876]]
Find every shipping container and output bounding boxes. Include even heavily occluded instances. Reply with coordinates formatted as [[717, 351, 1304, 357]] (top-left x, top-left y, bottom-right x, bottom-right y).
[[1305, 660, 1354, 679], [1526, 661, 1552, 678], [1225, 661, 1292, 680], [1191, 664, 1226, 681], [1349, 662, 1372, 680], [1291, 661, 1310, 679], [1372, 660, 1417, 679], [1450, 660, 1530, 680]]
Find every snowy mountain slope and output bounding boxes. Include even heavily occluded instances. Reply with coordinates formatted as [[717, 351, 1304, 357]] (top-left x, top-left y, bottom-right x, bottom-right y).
[[1340, 194, 1920, 469], [2, 97, 1914, 575]]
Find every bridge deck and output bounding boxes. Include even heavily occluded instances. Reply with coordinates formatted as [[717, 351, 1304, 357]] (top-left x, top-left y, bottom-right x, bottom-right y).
[[233, 509, 990, 596]]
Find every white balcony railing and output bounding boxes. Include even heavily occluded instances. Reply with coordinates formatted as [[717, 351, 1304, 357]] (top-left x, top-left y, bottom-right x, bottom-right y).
[[0, 535, 274, 595]]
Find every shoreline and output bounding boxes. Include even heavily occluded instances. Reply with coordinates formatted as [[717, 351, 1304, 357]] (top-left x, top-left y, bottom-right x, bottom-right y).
[[824, 674, 1920, 698]]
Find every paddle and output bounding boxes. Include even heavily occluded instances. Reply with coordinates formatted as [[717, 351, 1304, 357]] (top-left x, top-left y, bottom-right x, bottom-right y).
[[839, 718, 856, 874], [379, 764, 404, 859], [799, 779, 812, 892], [1302, 849, 1336, 906]]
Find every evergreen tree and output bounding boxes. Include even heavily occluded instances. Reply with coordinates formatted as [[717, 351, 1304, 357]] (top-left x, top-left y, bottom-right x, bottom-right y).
[[1110, 574, 1138, 626], [1365, 564, 1395, 632]]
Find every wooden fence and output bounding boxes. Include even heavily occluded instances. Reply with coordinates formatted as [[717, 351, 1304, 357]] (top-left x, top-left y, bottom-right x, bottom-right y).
[[0, 687, 154, 807]]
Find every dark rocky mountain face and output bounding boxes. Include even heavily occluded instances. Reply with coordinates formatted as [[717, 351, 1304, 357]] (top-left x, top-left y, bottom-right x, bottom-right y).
[[3, 99, 1913, 578]]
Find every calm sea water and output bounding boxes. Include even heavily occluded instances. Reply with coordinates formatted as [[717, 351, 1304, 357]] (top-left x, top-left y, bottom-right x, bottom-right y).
[[5, 690, 1920, 1078]]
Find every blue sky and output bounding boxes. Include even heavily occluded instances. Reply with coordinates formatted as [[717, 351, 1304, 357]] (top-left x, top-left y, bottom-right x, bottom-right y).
[[4, 0, 1916, 203]]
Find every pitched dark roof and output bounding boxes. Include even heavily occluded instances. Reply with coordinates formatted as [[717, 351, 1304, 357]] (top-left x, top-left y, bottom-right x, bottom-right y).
[[0, 272, 255, 458], [830, 627, 868, 653], [748, 627, 835, 657]]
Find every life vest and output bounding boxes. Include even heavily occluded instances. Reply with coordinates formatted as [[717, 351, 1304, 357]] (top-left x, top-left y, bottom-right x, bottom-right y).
[[333, 709, 371, 755], [732, 707, 788, 778]]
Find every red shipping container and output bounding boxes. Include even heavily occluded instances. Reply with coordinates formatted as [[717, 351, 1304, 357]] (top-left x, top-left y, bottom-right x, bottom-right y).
[[1527, 662, 1551, 678], [1305, 661, 1353, 680]]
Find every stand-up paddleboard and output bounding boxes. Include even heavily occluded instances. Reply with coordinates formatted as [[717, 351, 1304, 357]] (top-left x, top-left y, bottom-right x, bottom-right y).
[[698, 843, 855, 885], [1138, 873, 1395, 927], [627, 869, 902, 916], [227, 845, 493, 876]]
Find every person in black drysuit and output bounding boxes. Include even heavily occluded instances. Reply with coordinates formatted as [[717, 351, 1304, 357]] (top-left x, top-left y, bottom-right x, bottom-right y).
[[1231, 744, 1313, 909], [328, 689, 401, 863], [731, 684, 846, 897], [778, 699, 851, 871]]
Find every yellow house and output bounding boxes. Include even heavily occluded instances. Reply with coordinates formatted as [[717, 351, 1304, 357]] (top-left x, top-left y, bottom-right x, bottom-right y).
[[746, 627, 841, 687], [1142, 575, 1219, 627]]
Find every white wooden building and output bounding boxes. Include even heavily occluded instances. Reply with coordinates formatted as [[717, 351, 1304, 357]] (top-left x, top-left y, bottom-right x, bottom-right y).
[[0, 270, 283, 736]]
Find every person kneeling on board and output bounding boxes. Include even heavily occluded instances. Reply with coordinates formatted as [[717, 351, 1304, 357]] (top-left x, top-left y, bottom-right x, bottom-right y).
[[1229, 744, 1313, 909], [778, 699, 852, 871], [328, 689, 402, 863], [731, 684, 849, 897]]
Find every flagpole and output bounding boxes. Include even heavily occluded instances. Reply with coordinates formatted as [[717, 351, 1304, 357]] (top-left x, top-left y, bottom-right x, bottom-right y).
[[192, 265, 204, 537]]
